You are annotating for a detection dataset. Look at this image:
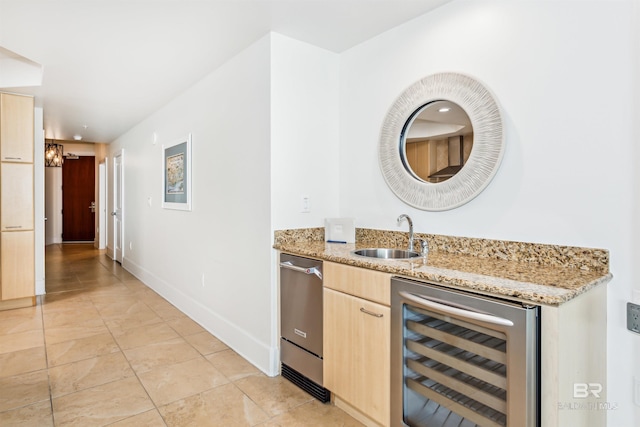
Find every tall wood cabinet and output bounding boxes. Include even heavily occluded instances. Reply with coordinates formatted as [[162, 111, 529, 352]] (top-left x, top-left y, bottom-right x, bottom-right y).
[[0, 92, 35, 309]]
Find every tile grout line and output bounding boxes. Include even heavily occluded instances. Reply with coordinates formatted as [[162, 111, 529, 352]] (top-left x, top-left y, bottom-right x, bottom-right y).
[[43, 246, 148, 426], [39, 295, 57, 426], [120, 276, 280, 424], [23, 245, 348, 426], [85, 260, 166, 426]]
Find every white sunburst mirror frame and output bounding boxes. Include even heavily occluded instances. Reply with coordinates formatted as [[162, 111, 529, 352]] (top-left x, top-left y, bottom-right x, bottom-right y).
[[379, 72, 504, 211]]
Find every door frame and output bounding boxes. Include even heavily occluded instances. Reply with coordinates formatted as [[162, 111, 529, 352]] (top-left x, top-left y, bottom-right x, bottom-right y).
[[97, 159, 107, 249], [112, 149, 124, 263]]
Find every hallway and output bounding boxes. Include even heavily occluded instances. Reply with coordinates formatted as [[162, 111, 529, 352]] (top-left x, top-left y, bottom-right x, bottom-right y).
[[0, 244, 361, 426]]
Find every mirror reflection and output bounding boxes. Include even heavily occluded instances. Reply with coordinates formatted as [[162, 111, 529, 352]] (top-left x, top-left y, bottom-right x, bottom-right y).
[[401, 100, 473, 183]]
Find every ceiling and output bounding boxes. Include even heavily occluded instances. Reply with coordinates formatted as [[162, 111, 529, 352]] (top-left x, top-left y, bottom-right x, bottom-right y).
[[0, 0, 451, 144]]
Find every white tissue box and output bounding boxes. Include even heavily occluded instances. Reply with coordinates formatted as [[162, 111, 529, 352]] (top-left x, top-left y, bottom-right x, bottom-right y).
[[324, 218, 355, 243]]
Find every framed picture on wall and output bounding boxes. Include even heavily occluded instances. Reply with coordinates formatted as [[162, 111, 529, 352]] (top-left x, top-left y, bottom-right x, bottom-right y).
[[162, 134, 192, 211]]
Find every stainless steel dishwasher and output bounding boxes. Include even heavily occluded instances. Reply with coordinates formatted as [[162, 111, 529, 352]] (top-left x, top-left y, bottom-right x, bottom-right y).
[[279, 253, 330, 402], [391, 277, 540, 427]]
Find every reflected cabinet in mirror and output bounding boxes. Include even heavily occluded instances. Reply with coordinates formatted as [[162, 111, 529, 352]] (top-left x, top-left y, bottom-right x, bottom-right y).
[[401, 100, 473, 183], [380, 73, 504, 211]]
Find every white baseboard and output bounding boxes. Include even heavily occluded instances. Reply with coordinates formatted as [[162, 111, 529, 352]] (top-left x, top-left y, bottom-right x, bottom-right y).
[[45, 237, 62, 245], [122, 257, 279, 377]]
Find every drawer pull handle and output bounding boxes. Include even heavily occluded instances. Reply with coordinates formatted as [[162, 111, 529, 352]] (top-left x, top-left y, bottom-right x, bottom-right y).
[[5, 225, 23, 229], [360, 307, 383, 318], [4, 157, 22, 160], [280, 261, 323, 280]]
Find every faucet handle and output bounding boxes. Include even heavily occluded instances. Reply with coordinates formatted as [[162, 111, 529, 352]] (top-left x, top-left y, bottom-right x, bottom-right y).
[[418, 239, 429, 256]]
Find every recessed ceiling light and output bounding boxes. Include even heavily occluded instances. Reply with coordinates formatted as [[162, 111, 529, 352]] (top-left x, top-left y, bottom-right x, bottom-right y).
[[438, 107, 451, 113], [73, 134, 82, 141]]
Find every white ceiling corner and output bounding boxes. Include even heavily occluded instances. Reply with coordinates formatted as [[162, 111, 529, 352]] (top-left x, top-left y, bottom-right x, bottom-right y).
[[0, 46, 43, 88], [0, 0, 451, 143]]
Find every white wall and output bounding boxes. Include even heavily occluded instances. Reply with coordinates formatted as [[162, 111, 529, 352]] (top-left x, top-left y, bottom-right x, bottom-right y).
[[44, 168, 62, 245], [270, 33, 341, 230], [107, 33, 342, 375], [633, 0, 640, 423], [108, 34, 276, 373], [97, 161, 106, 249], [339, 0, 637, 424]]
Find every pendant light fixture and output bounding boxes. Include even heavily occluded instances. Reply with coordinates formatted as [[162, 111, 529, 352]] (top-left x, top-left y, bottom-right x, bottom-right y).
[[45, 140, 64, 167]]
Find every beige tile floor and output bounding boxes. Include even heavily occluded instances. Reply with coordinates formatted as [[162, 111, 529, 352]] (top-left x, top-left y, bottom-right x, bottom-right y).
[[0, 244, 362, 426]]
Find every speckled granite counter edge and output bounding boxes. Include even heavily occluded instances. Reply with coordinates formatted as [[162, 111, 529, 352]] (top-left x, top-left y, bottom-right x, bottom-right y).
[[274, 227, 609, 273], [273, 227, 612, 306]]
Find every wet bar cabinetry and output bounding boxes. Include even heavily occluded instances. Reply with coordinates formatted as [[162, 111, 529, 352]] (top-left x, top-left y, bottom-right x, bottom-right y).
[[0, 92, 35, 310], [321, 260, 607, 427], [275, 228, 611, 427], [323, 262, 392, 426]]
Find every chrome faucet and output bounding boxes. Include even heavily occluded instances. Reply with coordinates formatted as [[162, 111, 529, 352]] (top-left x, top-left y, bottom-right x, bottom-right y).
[[397, 214, 414, 252]]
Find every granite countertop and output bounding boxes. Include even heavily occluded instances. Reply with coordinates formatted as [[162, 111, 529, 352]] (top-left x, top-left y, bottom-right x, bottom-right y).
[[273, 228, 612, 306]]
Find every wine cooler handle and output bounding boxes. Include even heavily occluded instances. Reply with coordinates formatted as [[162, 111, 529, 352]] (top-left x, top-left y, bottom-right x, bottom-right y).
[[398, 291, 514, 327]]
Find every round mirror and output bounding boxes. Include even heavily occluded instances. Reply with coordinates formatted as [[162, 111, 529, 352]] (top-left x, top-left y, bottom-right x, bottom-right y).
[[401, 100, 473, 183], [379, 72, 503, 211]]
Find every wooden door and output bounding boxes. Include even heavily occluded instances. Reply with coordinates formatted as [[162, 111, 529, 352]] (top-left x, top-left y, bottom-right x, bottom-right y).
[[62, 156, 95, 241]]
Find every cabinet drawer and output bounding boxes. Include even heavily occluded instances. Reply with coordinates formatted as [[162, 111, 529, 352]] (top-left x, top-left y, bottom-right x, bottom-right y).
[[324, 261, 391, 305], [1, 230, 35, 300], [1, 163, 34, 231]]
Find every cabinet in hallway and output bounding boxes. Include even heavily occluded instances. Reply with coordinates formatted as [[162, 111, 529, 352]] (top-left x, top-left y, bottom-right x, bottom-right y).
[[0, 92, 35, 310], [1, 92, 34, 163]]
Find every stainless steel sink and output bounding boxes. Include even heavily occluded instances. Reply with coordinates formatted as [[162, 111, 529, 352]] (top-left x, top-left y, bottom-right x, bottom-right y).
[[351, 248, 422, 260]]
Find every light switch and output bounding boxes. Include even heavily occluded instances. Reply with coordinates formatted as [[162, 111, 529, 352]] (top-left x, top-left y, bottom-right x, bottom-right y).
[[301, 196, 310, 213]]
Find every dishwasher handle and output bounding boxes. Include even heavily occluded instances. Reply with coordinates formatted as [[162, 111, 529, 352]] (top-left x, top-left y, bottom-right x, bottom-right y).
[[398, 291, 514, 327], [280, 261, 323, 280]]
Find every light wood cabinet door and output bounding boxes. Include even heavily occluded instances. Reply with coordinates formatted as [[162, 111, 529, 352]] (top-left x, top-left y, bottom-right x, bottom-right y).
[[0, 93, 34, 163], [1, 230, 35, 300], [324, 288, 390, 426], [1, 163, 34, 231]]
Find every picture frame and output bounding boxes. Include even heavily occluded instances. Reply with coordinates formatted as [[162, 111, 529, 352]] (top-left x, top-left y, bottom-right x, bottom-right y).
[[162, 134, 192, 211]]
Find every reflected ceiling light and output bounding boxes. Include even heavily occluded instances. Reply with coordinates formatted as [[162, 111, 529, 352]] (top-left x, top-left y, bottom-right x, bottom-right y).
[[45, 140, 64, 167], [438, 107, 451, 113], [73, 134, 82, 140]]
